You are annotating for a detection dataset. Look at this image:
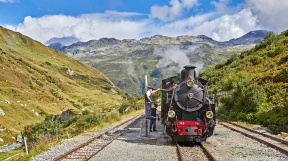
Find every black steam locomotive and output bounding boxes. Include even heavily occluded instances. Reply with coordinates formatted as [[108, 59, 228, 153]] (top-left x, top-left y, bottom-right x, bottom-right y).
[[161, 65, 215, 142]]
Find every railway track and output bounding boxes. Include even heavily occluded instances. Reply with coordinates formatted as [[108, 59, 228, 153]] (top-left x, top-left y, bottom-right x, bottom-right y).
[[201, 143, 216, 161], [53, 113, 143, 161], [219, 120, 288, 156], [176, 120, 288, 161], [176, 142, 216, 161]]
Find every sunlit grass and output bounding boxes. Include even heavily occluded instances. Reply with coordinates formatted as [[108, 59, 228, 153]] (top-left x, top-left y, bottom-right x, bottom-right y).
[[0, 27, 126, 148], [201, 30, 288, 134]]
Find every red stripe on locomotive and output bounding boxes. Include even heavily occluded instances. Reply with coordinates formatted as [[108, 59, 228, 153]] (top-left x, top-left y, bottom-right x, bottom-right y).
[[173, 121, 206, 136]]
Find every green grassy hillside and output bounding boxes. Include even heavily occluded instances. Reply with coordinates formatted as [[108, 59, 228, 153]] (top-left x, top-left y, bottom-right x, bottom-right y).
[[0, 27, 126, 145], [201, 30, 288, 133]]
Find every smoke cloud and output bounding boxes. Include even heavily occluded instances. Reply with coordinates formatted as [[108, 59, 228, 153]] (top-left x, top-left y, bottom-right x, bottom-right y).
[[153, 46, 204, 75]]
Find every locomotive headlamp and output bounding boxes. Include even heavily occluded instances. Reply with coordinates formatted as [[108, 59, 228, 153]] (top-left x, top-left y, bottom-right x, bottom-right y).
[[186, 76, 194, 87], [168, 110, 176, 118], [206, 111, 213, 119]]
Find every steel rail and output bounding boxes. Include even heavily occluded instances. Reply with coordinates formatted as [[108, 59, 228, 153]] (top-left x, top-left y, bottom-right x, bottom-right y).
[[200, 143, 217, 161], [221, 120, 288, 145], [53, 113, 143, 161], [219, 121, 288, 156], [176, 142, 217, 161], [176, 142, 186, 161]]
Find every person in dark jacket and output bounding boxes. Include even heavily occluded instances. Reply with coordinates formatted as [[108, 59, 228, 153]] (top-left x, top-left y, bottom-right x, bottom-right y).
[[150, 103, 160, 132]]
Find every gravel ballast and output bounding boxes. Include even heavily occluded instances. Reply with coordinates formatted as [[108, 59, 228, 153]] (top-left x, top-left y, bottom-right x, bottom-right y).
[[31, 115, 288, 161], [202, 123, 288, 161], [91, 118, 178, 161]]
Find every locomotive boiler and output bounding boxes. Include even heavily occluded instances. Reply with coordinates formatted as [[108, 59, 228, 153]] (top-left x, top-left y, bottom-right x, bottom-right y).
[[161, 65, 215, 142]]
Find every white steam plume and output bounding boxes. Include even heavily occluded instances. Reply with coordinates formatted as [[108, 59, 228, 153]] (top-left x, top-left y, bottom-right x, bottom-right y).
[[153, 46, 204, 75]]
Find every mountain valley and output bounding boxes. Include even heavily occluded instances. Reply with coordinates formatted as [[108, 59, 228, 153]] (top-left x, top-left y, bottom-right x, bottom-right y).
[[49, 30, 269, 95]]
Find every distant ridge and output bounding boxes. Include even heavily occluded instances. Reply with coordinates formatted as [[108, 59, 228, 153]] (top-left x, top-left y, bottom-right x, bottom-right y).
[[48, 30, 269, 95], [226, 30, 270, 45], [45, 36, 79, 46]]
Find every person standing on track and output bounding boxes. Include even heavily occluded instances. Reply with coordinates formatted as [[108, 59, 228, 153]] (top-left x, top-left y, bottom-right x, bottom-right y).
[[145, 87, 160, 119]]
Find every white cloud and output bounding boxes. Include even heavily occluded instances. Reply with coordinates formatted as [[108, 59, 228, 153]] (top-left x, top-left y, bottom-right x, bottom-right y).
[[211, 0, 230, 14], [190, 8, 260, 41], [6, 8, 260, 44], [148, 8, 260, 41], [12, 12, 148, 43], [150, 13, 214, 37], [150, 0, 198, 21], [4, 0, 288, 44], [246, 0, 288, 33], [0, 0, 15, 3]]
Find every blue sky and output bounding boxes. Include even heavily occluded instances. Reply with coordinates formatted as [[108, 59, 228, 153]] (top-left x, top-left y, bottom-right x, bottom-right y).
[[1, 0, 287, 44], [1, 0, 218, 25]]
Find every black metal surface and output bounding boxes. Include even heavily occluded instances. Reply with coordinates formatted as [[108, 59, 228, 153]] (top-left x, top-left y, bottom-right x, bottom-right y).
[[174, 81, 204, 112]]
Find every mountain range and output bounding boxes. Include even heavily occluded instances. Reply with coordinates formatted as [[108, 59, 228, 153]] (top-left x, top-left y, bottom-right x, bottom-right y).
[[49, 30, 269, 95]]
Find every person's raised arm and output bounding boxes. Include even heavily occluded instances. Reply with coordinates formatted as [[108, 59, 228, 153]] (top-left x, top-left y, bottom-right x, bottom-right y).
[[151, 88, 161, 94]]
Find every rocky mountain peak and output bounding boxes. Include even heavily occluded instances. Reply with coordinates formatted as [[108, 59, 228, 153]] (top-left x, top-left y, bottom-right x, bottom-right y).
[[226, 30, 270, 45], [197, 35, 215, 41], [45, 36, 79, 46]]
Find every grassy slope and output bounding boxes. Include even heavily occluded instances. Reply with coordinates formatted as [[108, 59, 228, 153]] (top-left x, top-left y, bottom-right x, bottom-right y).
[[0, 27, 125, 145], [201, 30, 288, 133]]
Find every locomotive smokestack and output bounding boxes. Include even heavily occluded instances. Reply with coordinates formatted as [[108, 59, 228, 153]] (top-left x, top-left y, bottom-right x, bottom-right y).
[[180, 69, 185, 80], [184, 65, 196, 80]]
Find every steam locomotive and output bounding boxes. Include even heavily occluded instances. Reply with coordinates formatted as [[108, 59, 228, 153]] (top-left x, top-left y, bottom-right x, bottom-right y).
[[161, 65, 215, 142]]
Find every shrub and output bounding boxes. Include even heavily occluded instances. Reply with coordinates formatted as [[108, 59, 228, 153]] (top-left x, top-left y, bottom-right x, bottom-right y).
[[82, 109, 90, 115], [282, 30, 288, 37], [218, 73, 267, 123], [45, 61, 52, 66], [246, 113, 256, 123], [85, 114, 102, 125], [254, 32, 277, 51], [278, 54, 288, 65], [222, 73, 237, 90], [225, 54, 239, 66], [237, 112, 247, 121], [249, 55, 263, 65]]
